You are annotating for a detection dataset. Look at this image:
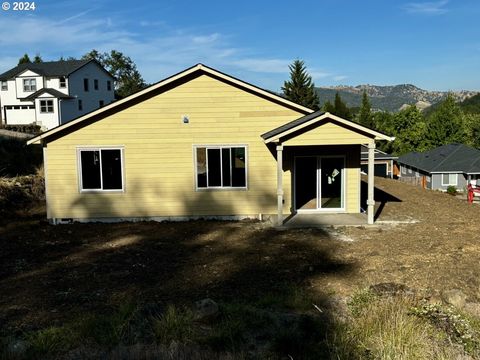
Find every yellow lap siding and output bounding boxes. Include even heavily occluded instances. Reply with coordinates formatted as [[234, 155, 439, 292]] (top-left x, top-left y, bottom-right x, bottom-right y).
[[44, 74, 367, 220], [283, 121, 373, 146], [46, 74, 302, 219]]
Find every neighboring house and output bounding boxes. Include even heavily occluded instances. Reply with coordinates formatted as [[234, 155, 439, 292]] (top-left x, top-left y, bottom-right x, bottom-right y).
[[27, 64, 392, 225], [360, 145, 398, 178], [397, 143, 480, 191], [0, 60, 115, 130]]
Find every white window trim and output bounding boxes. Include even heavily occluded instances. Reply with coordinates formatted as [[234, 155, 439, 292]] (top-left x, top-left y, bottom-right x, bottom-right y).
[[59, 77, 66, 88], [1, 81, 7, 91], [76, 146, 125, 193], [441, 173, 458, 186], [193, 144, 248, 190], [23, 78, 37, 92], [39, 99, 54, 113]]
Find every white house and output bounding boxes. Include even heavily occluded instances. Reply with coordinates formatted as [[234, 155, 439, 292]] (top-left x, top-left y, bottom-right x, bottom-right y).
[[0, 60, 115, 130]]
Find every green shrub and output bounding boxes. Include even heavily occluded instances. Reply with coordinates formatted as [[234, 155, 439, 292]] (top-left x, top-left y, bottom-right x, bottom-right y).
[[4, 124, 41, 134], [447, 185, 457, 195], [0, 136, 42, 176]]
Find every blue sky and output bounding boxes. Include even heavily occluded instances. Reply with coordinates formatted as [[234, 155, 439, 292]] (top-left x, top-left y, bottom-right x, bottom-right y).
[[0, 0, 479, 91]]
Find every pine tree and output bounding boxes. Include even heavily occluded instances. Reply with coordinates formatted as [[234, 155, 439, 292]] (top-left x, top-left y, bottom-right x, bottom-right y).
[[333, 92, 351, 119], [358, 90, 373, 128], [322, 100, 335, 113], [282, 60, 319, 110], [18, 54, 31, 65], [33, 54, 43, 63]]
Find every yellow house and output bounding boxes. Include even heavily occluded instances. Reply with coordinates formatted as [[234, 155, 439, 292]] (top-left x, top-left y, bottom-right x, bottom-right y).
[[27, 64, 393, 225]]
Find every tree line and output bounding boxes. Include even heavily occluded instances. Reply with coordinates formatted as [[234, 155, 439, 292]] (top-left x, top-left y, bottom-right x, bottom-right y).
[[16, 53, 479, 155], [282, 59, 480, 155]]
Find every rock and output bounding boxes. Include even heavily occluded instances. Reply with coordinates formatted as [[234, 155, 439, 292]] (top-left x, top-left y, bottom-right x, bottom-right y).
[[464, 302, 480, 318], [194, 298, 219, 321], [441, 289, 467, 308], [369, 282, 414, 297]]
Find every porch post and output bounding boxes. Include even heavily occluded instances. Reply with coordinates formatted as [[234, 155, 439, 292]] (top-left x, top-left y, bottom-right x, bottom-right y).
[[367, 142, 375, 224], [276, 143, 284, 226]]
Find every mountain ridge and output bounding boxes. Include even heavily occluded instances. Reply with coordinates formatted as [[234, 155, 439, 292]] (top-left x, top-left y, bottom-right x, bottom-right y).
[[315, 84, 478, 112]]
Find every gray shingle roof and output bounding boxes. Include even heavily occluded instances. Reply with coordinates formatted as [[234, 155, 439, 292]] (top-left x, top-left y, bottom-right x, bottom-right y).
[[261, 110, 326, 140], [0, 60, 91, 80], [398, 143, 480, 174], [21, 88, 74, 101]]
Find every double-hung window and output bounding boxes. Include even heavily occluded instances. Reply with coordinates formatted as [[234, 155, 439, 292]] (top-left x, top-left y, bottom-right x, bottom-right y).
[[39, 100, 54, 113], [78, 148, 124, 191], [195, 146, 247, 189], [1, 81, 7, 91], [59, 77, 66, 88], [441, 173, 457, 186], [23, 78, 36, 92]]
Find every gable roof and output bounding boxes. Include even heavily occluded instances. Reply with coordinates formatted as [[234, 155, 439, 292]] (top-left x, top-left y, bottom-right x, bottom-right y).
[[0, 60, 94, 81], [21, 88, 74, 101], [27, 63, 313, 145], [261, 110, 394, 143], [398, 143, 480, 174]]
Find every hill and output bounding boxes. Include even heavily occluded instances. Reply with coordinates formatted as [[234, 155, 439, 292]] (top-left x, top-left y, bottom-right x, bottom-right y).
[[315, 84, 477, 112], [459, 93, 480, 113]]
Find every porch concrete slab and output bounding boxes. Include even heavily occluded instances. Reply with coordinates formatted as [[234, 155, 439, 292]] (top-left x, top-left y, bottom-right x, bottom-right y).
[[284, 213, 367, 228]]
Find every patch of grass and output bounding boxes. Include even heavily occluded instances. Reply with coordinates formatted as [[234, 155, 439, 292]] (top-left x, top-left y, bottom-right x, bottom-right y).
[[411, 301, 480, 357], [202, 303, 270, 352], [255, 285, 321, 312], [75, 301, 140, 347], [27, 326, 76, 357], [347, 288, 377, 317], [153, 305, 196, 345], [331, 292, 461, 360]]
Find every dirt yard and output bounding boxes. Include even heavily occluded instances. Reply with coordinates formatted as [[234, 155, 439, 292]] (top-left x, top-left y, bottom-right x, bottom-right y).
[[1, 176, 480, 335]]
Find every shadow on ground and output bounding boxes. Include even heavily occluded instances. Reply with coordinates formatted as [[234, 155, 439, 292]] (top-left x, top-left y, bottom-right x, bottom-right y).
[[360, 178, 402, 220]]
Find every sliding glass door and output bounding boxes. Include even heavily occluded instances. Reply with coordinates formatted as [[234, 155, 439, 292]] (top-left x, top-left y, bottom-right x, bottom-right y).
[[295, 156, 345, 211]]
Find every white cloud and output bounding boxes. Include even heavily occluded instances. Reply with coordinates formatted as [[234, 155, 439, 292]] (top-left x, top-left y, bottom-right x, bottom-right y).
[[403, 0, 449, 15], [192, 33, 221, 44]]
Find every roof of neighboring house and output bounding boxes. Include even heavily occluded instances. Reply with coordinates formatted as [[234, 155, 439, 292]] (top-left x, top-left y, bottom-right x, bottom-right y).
[[360, 145, 398, 161], [261, 110, 394, 142], [0, 59, 111, 81], [28, 63, 314, 145], [398, 143, 480, 174], [21, 88, 74, 101]]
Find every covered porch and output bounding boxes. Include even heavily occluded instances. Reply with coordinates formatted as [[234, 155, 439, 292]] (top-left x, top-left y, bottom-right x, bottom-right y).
[[261, 111, 394, 226]]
